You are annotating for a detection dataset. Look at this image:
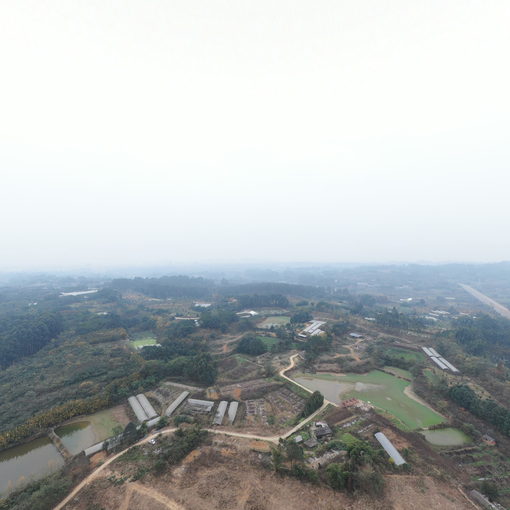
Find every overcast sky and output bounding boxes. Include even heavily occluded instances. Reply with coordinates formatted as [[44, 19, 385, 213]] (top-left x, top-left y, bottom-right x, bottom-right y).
[[1, 1, 509, 270]]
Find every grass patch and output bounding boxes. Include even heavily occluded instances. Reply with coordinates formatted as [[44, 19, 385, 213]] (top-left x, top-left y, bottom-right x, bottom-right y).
[[384, 366, 413, 379], [258, 336, 279, 348], [131, 335, 158, 348], [234, 354, 254, 364], [258, 316, 290, 328], [424, 369, 441, 385], [386, 347, 425, 362]]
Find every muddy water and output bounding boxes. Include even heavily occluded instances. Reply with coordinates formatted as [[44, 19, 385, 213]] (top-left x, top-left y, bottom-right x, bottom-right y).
[[55, 421, 97, 455], [0, 437, 64, 494], [421, 428, 471, 446], [292, 375, 354, 404]]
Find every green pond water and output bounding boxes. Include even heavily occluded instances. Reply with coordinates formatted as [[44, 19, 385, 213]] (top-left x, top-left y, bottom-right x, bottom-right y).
[[292, 371, 444, 430], [421, 428, 471, 446], [55, 421, 99, 455], [0, 437, 64, 494]]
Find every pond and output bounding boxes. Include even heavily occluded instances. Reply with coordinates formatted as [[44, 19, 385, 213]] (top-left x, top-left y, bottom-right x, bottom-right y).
[[292, 370, 445, 430], [55, 421, 98, 455], [421, 428, 471, 446], [55, 407, 128, 455], [0, 437, 64, 494]]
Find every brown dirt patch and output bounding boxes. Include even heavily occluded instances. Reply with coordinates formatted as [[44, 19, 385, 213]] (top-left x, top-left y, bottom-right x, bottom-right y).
[[249, 440, 272, 453], [62, 442, 474, 510], [89, 450, 107, 467]]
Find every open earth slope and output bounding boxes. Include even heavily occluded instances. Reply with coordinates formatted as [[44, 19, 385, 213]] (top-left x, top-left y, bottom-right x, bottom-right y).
[[61, 441, 473, 510]]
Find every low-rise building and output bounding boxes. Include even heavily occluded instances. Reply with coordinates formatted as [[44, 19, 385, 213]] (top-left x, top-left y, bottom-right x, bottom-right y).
[[313, 421, 333, 440]]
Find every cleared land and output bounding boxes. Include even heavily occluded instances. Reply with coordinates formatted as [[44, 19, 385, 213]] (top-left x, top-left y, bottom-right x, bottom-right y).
[[61, 442, 473, 510], [258, 335, 278, 348], [131, 335, 159, 348], [385, 347, 425, 362], [293, 371, 444, 430], [258, 316, 290, 328]]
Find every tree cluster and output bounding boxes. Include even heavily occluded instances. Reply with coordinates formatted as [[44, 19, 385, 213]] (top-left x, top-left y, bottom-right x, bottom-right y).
[[236, 335, 267, 356], [0, 312, 63, 368], [301, 391, 324, 417], [448, 384, 510, 436]]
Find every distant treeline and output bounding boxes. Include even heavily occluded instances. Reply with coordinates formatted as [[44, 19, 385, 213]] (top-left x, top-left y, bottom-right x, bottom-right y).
[[0, 313, 63, 368], [110, 275, 214, 299], [453, 314, 510, 357], [375, 307, 425, 331], [109, 276, 325, 303], [236, 294, 289, 308], [218, 282, 323, 299]]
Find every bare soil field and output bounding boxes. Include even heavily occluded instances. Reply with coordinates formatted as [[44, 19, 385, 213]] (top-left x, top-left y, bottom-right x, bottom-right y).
[[63, 441, 473, 510]]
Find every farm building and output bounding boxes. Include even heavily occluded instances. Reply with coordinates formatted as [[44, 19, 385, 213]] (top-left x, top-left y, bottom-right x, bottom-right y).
[[304, 438, 318, 449], [128, 395, 148, 422], [236, 310, 259, 318], [227, 401, 239, 424], [374, 432, 406, 466], [349, 332, 363, 339], [430, 357, 449, 370], [469, 490, 505, 510], [186, 398, 214, 414], [312, 421, 333, 440], [165, 391, 190, 416], [136, 394, 158, 420], [213, 401, 228, 425], [301, 320, 326, 337], [482, 434, 496, 446], [423, 347, 460, 373]]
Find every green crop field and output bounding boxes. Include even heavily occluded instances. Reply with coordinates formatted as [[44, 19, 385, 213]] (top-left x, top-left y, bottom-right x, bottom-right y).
[[384, 366, 413, 379], [293, 370, 444, 431], [131, 335, 158, 348], [258, 336, 278, 348], [258, 316, 290, 328], [386, 347, 425, 362]]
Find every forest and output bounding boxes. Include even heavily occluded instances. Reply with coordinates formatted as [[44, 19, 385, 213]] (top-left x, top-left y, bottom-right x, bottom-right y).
[[0, 313, 63, 368]]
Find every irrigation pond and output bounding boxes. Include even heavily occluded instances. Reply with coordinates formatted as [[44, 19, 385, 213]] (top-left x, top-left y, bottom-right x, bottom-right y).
[[421, 428, 471, 446], [292, 370, 445, 430], [0, 437, 64, 494]]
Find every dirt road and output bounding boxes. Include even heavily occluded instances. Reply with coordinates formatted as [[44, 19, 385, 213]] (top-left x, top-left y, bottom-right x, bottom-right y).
[[460, 283, 510, 319], [119, 482, 185, 510], [54, 354, 334, 509]]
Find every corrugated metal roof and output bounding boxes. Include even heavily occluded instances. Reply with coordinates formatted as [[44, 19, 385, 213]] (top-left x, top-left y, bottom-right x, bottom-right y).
[[187, 399, 214, 412], [128, 395, 149, 422], [136, 394, 159, 419], [374, 432, 406, 466], [227, 401, 239, 424], [437, 357, 460, 373], [430, 356, 448, 370], [165, 391, 189, 416], [213, 401, 228, 425]]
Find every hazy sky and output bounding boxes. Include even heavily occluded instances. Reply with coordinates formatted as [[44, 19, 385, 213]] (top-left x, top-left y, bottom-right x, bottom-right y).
[[1, 1, 509, 270]]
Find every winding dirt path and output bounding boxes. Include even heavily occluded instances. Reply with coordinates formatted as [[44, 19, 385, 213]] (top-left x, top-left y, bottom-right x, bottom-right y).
[[54, 353, 334, 509], [333, 338, 363, 362], [403, 385, 446, 419], [119, 482, 185, 510]]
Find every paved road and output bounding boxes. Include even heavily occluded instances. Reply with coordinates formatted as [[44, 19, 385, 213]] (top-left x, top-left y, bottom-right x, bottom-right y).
[[460, 283, 510, 320], [54, 353, 331, 510]]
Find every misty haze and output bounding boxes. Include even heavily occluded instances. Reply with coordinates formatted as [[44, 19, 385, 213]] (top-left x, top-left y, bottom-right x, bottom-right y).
[[1, 2, 510, 510]]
